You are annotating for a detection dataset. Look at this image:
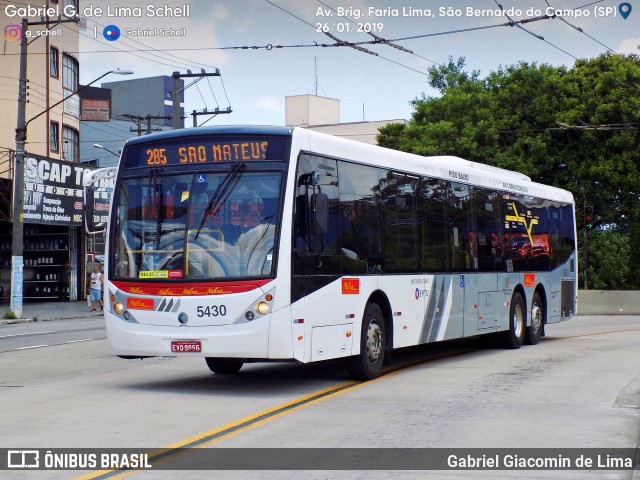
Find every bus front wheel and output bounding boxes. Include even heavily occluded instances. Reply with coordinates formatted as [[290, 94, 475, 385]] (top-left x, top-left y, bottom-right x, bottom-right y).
[[347, 303, 386, 380], [498, 292, 525, 349], [205, 358, 243, 374]]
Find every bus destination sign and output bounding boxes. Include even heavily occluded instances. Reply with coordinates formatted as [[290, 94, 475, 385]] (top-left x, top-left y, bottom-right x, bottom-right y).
[[123, 137, 288, 168]]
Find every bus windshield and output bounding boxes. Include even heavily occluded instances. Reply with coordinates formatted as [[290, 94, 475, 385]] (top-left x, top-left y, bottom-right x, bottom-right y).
[[111, 169, 282, 281]]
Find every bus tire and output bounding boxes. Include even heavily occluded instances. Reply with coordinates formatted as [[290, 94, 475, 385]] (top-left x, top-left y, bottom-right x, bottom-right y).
[[347, 303, 386, 380], [525, 292, 544, 345], [205, 358, 243, 374], [498, 292, 525, 349]]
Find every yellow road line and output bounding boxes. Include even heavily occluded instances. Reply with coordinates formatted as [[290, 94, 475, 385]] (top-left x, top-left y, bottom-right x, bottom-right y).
[[74, 333, 614, 479], [75, 380, 359, 480], [75, 356, 436, 480], [561, 328, 640, 339]]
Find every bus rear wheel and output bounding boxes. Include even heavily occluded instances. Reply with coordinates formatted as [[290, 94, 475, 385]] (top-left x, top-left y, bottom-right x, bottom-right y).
[[498, 292, 525, 349], [525, 292, 544, 345], [205, 358, 243, 374], [347, 303, 386, 380]]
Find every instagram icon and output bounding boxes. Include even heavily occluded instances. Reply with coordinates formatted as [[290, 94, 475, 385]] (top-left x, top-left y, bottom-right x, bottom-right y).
[[4, 24, 23, 42]]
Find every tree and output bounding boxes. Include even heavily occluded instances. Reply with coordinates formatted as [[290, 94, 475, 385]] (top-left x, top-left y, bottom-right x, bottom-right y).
[[584, 230, 631, 290], [377, 54, 640, 288]]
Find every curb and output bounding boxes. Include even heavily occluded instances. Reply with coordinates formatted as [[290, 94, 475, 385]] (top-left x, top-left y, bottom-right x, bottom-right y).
[[0, 313, 103, 325], [0, 318, 36, 325]]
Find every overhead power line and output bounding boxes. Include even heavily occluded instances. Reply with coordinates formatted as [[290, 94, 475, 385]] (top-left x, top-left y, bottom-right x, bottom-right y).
[[314, 0, 443, 69], [493, 0, 640, 93]]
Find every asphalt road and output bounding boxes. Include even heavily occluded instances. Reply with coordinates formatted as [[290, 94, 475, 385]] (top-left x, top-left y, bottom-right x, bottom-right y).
[[1, 315, 639, 480], [0, 318, 106, 353]]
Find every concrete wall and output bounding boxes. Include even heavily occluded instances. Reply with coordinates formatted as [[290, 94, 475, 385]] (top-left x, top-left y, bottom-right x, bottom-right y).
[[307, 119, 407, 145], [577, 290, 640, 315], [285, 95, 340, 126]]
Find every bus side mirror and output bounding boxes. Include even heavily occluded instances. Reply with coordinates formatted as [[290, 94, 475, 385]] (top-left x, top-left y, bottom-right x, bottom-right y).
[[83, 188, 101, 233], [83, 167, 117, 234], [310, 193, 328, 235]]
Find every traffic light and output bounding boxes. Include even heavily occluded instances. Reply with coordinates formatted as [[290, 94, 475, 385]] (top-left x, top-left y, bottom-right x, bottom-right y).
[[584, 205, 602, 229], [584, 205, 594, 225]]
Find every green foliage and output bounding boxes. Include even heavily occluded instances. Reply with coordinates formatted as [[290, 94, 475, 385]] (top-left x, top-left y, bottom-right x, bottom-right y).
[[377, 53, 640, 288], [582, 231, 631, 290], [3, 310, 17, 320]]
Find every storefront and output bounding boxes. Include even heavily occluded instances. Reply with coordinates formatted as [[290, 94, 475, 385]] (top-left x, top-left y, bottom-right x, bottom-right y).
[[0, 155, 111, 302]]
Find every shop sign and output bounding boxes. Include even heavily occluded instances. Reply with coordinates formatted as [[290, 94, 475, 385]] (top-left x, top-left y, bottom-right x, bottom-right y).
[[22, 155, 112, 226]]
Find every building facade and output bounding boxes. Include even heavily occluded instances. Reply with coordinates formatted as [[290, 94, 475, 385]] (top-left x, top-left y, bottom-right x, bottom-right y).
[[80, 76, 182, 168], [285, 94, 406, 145], [0, 7, 82, 302]]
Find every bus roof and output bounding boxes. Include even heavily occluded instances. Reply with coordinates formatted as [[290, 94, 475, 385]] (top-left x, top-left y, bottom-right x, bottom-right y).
[[123, 125, 294, 147], [296, 127, 574, 204], [121, 125, 574, 204]]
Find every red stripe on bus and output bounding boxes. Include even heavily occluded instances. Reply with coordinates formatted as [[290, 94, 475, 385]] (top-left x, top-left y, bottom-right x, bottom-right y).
[[112, 279, 270, 296]]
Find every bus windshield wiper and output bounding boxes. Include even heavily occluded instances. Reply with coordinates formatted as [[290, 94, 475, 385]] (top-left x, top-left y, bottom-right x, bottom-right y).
[[194, 162, 245, 239]]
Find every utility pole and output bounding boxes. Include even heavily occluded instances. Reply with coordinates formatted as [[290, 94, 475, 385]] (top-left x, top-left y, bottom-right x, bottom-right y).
[[12, 16, 79, 317], [171, 69, 222, 130], [172, 71, 181, 130], [191, 107, 232, 128], [11, 18, 29, 317], [123, 114, 171, 136], [146, 114, 172, 134], [11, 17, 131, 316]]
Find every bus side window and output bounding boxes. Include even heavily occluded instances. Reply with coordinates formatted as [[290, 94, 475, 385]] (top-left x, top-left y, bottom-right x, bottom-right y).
[[294, 154, 339, 257], [337, 161, 384, 274], [417, 177, 449, 272], [381, 172, 418, 273], [476, 188, 503, 272], [449, 182, 477, 272]]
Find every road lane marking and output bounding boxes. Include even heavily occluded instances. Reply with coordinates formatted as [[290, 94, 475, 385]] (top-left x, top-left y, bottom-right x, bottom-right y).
[[77, 346, 479, 480], [75, 325, 640, 479], [0, 330, 56, 338], [559, 328, 640, 339], [7, 339, 104, 352], [75, 381, 361, 480]]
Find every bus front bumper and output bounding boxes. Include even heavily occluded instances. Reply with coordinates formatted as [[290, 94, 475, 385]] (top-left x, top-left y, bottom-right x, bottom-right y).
[[105, 312, 274, 359]]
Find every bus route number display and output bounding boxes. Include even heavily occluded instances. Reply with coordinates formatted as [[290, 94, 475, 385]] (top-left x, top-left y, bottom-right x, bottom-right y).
[[145, 140, 269, 166], [123, 136, 288, 169]]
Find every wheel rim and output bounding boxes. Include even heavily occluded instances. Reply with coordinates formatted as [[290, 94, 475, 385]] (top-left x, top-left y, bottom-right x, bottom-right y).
[[531, 304, 542, 334], [513, 303, 524, 338], [366, 321, 383, 364]]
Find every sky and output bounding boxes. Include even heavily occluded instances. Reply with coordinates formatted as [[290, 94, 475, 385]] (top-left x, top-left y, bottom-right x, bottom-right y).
[[73, 0, 638, 127], [9, 0, 640, 128]]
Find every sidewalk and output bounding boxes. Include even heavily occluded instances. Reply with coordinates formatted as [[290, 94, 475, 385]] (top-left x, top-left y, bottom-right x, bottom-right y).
[[0, 300, 102, 324]]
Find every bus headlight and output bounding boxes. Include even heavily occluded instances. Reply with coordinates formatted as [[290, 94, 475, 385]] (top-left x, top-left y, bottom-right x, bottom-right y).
[[234, 289, 275, 324], [114, 302, 124, 314], [256, 302, 270, 315]]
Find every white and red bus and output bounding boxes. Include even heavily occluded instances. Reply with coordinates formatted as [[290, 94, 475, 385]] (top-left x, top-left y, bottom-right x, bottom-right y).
[[86, 126, 577, 379]]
